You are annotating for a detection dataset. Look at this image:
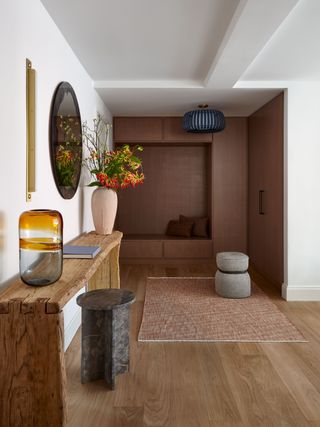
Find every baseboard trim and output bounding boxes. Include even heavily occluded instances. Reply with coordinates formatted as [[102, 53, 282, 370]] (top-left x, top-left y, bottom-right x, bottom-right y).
[[282, 283, 320, 301], [64, 308, 81, 351]]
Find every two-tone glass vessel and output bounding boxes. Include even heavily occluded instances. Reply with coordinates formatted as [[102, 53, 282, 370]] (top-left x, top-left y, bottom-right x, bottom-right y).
[[19, 210, 63, 286]]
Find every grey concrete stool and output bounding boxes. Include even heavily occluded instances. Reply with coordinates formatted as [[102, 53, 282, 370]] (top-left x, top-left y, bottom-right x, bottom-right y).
[[76, 288, 135, 390], [215, 252, 251, 298]]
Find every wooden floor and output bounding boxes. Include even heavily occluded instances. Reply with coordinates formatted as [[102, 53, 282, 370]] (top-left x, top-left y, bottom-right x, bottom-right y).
[[66, 263, 320, 427]]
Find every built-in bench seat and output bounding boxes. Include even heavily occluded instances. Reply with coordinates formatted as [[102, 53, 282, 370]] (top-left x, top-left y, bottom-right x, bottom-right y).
[[120, 234, 213, 260]]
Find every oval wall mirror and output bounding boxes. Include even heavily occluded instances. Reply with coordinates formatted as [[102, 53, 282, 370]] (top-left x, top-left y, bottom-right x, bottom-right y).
[[49, 82, 82, 199]]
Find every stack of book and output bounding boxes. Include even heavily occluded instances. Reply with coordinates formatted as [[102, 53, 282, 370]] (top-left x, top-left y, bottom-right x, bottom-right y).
[[63, 245, 101, 259]]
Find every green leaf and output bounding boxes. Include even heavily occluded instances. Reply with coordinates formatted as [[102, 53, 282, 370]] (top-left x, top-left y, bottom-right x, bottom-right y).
[[88, 181, 102, 187], [130, 155, 141, 164]]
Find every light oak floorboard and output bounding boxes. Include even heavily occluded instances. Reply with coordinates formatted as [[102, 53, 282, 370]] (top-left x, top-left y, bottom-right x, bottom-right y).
[[197, 344, 242, 426], [66, 263, 320, 426], [260, 343, 320, 422]]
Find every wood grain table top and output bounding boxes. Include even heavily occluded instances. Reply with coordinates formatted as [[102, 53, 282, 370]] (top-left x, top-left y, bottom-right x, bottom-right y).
[[0, 231, 123, 314]]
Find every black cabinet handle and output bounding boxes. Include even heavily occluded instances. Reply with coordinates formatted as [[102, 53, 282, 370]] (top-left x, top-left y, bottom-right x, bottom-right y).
[[259, 190, 265, 215]]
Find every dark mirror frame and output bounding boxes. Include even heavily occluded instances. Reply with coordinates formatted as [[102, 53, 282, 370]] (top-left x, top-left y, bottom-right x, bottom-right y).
[[49, 82, 82, 199]]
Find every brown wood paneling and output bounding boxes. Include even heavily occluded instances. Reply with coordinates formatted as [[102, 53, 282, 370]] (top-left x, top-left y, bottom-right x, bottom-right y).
[[248, 94, 284, 285], [113, 117, 163, 142], [163, 240, 213, 258], [248, 110, 266, 277], [114, 116, 248, 261], [163, 117, 213, 142], [120, 240, 163, 258], [113, 117, 213, 143], [116, 146, 209, 235], [213, 117, 248, 255]]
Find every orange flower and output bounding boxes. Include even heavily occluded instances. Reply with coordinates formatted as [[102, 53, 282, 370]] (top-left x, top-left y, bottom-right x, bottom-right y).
[[82, 116, 144, 190]]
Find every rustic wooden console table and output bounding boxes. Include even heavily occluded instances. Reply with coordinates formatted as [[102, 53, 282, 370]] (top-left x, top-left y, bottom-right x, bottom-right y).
[[0, 231, 122, 427]]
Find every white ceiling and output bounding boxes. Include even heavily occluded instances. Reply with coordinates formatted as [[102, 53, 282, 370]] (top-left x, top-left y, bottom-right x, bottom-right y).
[[42, 0, 239, 81], [240, 0, 320, 82], [94, 86, 281, 117], [41, 0, 318, 116]]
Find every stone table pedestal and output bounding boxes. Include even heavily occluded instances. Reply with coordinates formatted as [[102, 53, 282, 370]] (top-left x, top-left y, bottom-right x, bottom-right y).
[[77, 288, 135, 389]]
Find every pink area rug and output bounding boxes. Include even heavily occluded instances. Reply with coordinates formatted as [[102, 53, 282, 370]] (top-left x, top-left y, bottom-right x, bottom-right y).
[[138, 277, 306, 342]]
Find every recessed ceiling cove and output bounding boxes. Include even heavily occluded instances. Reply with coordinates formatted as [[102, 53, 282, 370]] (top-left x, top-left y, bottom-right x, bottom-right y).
[[41, 0, 303, 116], [41, 0, 239, 81]]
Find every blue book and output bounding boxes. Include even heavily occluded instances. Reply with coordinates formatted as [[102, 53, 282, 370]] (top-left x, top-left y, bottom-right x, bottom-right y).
[[63, 245, 101, 259]]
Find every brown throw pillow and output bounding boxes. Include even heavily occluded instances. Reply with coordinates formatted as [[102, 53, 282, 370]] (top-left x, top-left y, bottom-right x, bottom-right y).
[[180, 215, 209, 237], [166, 220, 194, 238]]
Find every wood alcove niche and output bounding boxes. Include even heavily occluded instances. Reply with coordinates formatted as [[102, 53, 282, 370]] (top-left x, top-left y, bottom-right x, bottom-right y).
[[114, 105, 285, 284], [114, 117, 214, 261]]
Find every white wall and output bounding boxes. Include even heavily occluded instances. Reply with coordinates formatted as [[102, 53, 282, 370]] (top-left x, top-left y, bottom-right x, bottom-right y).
[[0, 0, 112, 347], [282, 82, 320, 300]]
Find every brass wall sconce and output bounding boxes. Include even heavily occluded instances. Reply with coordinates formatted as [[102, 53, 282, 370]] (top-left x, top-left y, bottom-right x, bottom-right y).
[[26, 58, 35, 202]]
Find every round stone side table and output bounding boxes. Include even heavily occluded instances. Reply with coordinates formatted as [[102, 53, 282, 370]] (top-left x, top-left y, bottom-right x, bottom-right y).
[[76, 288, 135, 390]]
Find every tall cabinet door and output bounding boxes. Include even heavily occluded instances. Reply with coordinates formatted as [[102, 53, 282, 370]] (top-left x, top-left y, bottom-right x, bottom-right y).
[[248, 94, 284, 286]]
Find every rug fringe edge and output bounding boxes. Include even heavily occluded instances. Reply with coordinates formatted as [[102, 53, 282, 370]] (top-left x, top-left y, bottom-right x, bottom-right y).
[[137, 338, 308, 343], [147, 276, 214, 280]]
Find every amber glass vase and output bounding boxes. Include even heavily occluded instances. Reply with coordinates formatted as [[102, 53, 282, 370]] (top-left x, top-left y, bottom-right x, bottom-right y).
[[19, 210, 63, 286]]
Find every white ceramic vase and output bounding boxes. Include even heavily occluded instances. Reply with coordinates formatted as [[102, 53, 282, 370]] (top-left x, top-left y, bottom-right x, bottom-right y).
[[91, 187, 118, 235]]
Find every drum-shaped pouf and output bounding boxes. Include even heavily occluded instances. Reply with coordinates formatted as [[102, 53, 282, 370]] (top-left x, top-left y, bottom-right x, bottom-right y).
[[216, 252, 249, 273], [215, 270, 251, 299]]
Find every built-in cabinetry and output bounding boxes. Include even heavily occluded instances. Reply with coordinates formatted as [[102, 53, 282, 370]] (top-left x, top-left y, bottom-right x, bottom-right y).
[[115, 102, 283, 280], [114, 116, 248, 261], [120, 236, 213, 259], [114, 117, 163, 142], [114, 117, 213, 143], [248, 94, 284, 285], [213, 118, 248, 255]]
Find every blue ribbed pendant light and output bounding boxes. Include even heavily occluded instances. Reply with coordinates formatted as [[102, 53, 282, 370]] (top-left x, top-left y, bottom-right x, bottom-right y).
[[183, 104, 225, 133]]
